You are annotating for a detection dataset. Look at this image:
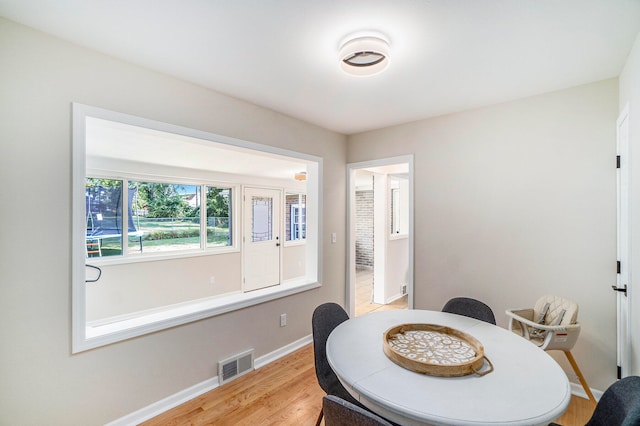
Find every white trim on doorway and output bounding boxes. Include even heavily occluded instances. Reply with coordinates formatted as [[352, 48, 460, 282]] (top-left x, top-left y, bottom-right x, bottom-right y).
[[346, 155, 414, 317], [616, 103, 632, 378]]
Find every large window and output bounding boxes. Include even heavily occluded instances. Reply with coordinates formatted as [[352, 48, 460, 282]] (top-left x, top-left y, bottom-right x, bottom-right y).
[[73, 104, 321, 352], [85, 178, 232, 257]]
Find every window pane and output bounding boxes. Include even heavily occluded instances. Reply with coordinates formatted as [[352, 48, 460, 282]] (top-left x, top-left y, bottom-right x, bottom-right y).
[[252, 196, 272, 242], [390, 177, 408, 235], [206, 186, 232, 247], [86, 178, 124, 257], [129, 181, 200, 253], [391, 187, 400, 234]]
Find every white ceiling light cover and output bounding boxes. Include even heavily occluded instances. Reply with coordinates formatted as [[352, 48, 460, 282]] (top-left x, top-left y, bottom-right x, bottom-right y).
[[339, 33, 390, 76]]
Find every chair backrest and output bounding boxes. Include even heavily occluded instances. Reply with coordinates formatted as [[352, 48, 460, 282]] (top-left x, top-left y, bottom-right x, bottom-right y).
[[533, 295, 578, 326], [312, 303, 354, 400], [442, 297, 496, 325], [586, 376, 640, 426], [323, 395, 393, 426]]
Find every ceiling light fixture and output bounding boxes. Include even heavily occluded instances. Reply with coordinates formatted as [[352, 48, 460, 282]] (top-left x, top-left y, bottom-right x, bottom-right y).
[[294, 171, 307, 181], [339, 32, 390, 76]]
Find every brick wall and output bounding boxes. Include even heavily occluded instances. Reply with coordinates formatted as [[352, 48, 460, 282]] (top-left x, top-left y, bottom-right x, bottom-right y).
[[355, 190, 374, 269]]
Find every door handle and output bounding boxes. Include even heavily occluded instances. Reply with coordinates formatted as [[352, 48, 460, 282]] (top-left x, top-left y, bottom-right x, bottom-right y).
[[276, 243, 280, 247], [612, 284, 628, 296]]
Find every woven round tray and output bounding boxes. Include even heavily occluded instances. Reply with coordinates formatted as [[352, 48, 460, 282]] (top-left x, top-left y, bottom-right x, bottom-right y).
[[383, 323, 493, 377]]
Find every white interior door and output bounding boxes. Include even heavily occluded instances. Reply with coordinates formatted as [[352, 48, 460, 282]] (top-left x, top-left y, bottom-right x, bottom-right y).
[[243, 187, 281, 292], [616, 104, 631, 378]]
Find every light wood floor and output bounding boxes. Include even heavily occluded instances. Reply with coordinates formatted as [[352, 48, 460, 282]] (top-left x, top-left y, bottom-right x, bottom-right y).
[[355, 268, 408, 316], [142, 344, 595, 426]]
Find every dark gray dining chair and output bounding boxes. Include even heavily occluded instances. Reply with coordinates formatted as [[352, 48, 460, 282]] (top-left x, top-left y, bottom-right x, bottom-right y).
[[312, 302, 365, 426], [323, 395, 393, 426], [442, 297, 496, 325], [550, 376, 640, 426]]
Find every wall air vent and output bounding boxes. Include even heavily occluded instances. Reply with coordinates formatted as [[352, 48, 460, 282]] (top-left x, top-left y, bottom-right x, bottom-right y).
[[218, 349, 254, 385]]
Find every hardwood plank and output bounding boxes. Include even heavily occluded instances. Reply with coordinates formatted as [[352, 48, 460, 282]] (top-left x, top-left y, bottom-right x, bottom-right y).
[[141, 345, 324, 426], [552, 395, 597, 426], [142, 343, 594, 426]]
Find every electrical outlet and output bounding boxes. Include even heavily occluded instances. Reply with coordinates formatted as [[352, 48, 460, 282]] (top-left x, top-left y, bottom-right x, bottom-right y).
[[209, 276, 216, 285], [331, 232, 337, 243], [280, 313, 287, 327]]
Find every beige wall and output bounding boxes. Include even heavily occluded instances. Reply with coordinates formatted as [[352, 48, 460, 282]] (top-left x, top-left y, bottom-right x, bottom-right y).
[[348, 79, 619, 392], [0, 18, 346, 425], [619, 32, 640, 376], [386, 237, 409, 301], [86, 253, 242, 322], [283, 245, 306, 281]]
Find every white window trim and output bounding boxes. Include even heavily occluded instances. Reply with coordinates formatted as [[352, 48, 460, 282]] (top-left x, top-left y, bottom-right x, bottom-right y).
[[72, 103, 323, 353], [84, 280, 321, 348]]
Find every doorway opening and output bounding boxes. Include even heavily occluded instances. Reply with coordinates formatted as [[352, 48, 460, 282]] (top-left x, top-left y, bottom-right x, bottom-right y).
[[347, 156, 414, 317]]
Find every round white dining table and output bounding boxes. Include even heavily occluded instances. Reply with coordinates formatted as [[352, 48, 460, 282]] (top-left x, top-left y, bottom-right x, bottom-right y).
[[326, 309, 571, 426]]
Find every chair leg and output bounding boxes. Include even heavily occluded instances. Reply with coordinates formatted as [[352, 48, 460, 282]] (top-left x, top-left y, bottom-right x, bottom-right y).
[[563, 350, 596, 404], [315, 408, 323, 426]]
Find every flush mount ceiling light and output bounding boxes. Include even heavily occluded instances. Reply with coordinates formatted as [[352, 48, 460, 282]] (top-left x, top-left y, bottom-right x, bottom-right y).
[[339, 32, 390, 76]]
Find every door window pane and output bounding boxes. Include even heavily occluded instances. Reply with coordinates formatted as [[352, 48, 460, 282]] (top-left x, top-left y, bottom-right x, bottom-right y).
[[252, 196, 272, 242]]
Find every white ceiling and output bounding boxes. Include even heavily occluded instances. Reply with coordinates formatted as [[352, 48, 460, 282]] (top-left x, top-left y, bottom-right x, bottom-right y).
[[1, 0, 639, 134], [85, 116, 311, 183], [354, 164, 409, 189]]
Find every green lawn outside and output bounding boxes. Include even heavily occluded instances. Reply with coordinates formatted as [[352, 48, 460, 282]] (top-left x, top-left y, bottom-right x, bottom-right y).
[[87, 217, 230, 257]]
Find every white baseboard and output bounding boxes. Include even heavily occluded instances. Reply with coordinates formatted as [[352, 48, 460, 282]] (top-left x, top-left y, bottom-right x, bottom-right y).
[[254, 334, 313, 369], [105, 334, 313, 426], [385, 292, 405, 304], [105, 377, 219, 426], [570, 382, 602, 402]]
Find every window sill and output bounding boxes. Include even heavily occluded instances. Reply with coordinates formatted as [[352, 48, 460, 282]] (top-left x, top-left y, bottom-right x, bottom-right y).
[[284, 239, 306, 248], [86, 245, 240, 267], [76, 278, 320, 352], [389, 233, 408, 241]]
